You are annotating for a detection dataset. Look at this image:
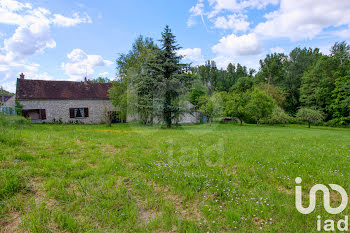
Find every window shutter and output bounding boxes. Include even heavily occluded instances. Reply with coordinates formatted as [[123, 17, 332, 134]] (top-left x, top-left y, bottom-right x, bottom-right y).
[[69, 108, 75, 118], [84, 108, 89, 117], [40, 109, 46, 120]]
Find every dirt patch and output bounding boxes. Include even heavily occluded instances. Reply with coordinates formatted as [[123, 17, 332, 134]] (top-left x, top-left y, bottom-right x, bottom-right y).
[[206, 162, 237, 175], [1, 212, 21, 233], [138, 206, 158, 226], [30, 179, 58, 208], [148, 181, 204, 222], [277, 186, 293, 195], [101, 144, 127, 154], [253, 217, 266, 226]]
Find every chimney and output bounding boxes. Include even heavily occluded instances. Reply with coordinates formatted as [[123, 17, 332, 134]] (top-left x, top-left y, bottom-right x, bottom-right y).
[[19, 73, 25, 79]]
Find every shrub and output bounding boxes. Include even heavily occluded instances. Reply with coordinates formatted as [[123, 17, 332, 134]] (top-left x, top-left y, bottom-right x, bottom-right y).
[[325, 117, 350, 127], [262, 107, 292, 124]]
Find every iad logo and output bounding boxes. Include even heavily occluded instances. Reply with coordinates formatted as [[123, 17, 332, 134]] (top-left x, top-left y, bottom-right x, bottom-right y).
[[295, 177, 348, 215]]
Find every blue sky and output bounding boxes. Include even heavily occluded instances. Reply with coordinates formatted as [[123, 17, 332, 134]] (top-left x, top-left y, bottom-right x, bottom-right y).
[[1, 0, 349, 92]]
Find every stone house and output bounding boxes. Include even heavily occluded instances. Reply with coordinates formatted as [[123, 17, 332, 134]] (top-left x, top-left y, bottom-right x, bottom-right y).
[[1, 94, 15, 108], [16, 76, 115, 124], [16, 75, 202, 124]]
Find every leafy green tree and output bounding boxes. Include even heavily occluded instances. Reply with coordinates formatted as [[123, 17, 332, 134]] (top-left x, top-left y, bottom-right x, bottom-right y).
[[330, 67, 350, 118], [300, 55, 339, 119], [263, 107, 292, 124], [236, 63, 248, 79], [230, 77, 253, 93], [283, 47, 321, 114], [245, 89, 275, 124], [110, 36, 157, 124], [198, 60, 218, 94], [1, 88, 13, 96], [189, 79, 208, 108], [215, 63, 249, 92], [91, 77, 110, 83], [109, 79, 128, 122], [198, 93, 223, 126], [258, 83, 286, 108], [296, 108, 324, 128], [224, 92, 249, 125], [256, 53, 286, 85], [330, 41, 350, 64], [117, 36, 156, 78]]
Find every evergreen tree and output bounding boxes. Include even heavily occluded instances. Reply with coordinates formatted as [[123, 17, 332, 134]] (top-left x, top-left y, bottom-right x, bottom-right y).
[[144, 26, 191, 128]]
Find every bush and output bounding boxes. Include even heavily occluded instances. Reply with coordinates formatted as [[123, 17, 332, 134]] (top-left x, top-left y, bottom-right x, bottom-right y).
[[325, 117, 350, 127], [261, 107, 293, 124]]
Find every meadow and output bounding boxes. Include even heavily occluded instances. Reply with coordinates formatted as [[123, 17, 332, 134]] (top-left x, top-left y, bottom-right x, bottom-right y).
[[1, 116, 350, 232]]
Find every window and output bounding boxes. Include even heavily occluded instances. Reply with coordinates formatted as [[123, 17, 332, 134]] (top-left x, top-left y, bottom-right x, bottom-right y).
[[22, 109, 46, 120], [69, 108, 89, 118]]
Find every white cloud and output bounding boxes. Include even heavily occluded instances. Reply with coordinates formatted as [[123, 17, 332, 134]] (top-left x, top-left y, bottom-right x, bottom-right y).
[[333, 26, 350, 38], [178, 48, 204, 64], [52, 12, 91, 27], [254, 0, 350, 41], [61, 49, 113, 81], [98, 72, 109, 77], [213, 14, 250, 32], [270, 46, 285, 54], [208, 0, 279, 17], [0, 0, 93, 91], [190, 2, 205, 16], [212, 33, 263, 56], [212, 54, 263, 70], [3, 22, 56, 61], [0, 0, 31, 12], [0, 62, 50, 92], [0, 1, 92, 63], [187, 17, 197, 27], [188, 1, 208, 29]]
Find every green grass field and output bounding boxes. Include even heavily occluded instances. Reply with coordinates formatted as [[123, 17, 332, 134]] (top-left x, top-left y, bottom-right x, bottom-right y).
[[1, 120, 350, 232]]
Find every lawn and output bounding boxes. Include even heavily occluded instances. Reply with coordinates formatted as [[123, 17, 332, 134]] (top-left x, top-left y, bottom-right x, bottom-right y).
[[1, 121, 350, 232]]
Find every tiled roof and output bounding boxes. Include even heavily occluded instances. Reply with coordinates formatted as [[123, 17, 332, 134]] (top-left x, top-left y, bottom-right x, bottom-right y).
[[2, 95, 13, 103], [16, 79, 113, 100]]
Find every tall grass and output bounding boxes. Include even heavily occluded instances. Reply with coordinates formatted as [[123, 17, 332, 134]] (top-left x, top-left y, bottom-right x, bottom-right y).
[[1, 122, 350, 232], [0, 115, 29, 146], [0, 114, 30, 128]]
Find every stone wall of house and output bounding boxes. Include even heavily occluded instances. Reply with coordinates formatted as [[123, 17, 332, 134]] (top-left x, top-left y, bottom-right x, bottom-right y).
[[19, 99, 114, 124], [3, 95, 15, 108], [177, 112, 200, 124]]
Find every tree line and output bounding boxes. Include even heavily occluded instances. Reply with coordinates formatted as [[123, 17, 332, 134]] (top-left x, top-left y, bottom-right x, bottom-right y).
[[109, 26, 350, 128]]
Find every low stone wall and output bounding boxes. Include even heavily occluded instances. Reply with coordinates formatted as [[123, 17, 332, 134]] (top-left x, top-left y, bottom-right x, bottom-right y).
[[19, 99, 115, 124]]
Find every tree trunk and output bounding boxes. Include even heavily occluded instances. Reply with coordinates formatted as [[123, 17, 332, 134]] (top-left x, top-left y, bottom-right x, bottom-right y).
[[308, 122, 311, 128], [164, 92, 172, 128]]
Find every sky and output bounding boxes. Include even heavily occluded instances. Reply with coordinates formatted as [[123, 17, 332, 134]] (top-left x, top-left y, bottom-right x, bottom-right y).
[[0, 0, 350, 92]]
